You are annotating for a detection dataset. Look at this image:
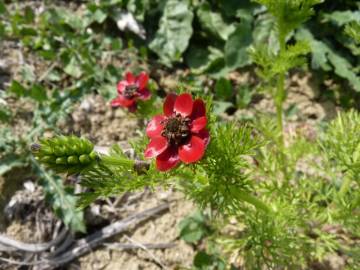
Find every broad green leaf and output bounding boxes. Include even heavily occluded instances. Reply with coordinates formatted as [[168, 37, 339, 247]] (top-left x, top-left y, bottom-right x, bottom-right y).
[[185, 46, 223, 74], [0, 106, 11, 123], [98, 83, 117, 100], [323, 11, 360, 26], [221, 0, 255, 19], [215, 78, 233, 100], [0, 21, 4, 37], [24, 6, 35, 24], [178, 211, 209, 243], [92, 8, 107, 23], [30, 84, 47, 102], [225, 21, 253, 69], [253, 13, 278, 53], [0, 155, 24, 176], [20, 64, 36, 82], [213, 101, 233, 115], [0, 0, 6, 15], [296, 28, 360, 91], [64, 57, 83, 78], [9, 80, 27, 97], [149, 0, 194, 66], [328, 52, 360, 92], [111, 38, 123, 50], [127, 0, 151, 21], [38, 167, 86, 233], [206, 57, 231, 79], [197, 2, 235, 41], [193, 251, 226, 270]]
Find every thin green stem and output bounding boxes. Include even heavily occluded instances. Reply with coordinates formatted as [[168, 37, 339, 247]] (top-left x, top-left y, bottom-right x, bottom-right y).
[[339, 175, 352, 198], [276, 29, 286, 148], [101, 155, 135, 167], [276, 28, 288, 180], [236, 190, 273, 214]]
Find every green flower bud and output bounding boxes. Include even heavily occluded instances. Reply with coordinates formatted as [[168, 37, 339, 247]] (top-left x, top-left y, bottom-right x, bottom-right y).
[[41, 145, 54, 155], [72, 145, 81, 155], [89, 151, 97, 160], [67, 155, 79, 165], [55, 157, 67, 165], [79, 154, 91, 164], [59, 136, 70, 144], [32, 135, 95, 173], [84, 140, 94, 153], [54, 146, 67, 156], [41, 155, 56, 164]]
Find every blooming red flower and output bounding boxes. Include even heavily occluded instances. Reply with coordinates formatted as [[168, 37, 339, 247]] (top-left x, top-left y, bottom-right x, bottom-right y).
[[111, 71, 151, 112], [144, 93, 210, 171]]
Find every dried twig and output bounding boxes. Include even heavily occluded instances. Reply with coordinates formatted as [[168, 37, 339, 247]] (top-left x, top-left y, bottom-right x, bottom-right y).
[[0, 204, 169, 269], [0, 229, 68, 253], [43, 203, 169, 268], [123, 235, 167, 269], [104, 242, 176, 250]]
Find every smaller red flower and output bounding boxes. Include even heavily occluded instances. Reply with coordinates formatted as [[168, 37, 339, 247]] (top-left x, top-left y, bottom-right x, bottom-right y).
[[144, 93, 210, 171], [111, 71, 151, 112]]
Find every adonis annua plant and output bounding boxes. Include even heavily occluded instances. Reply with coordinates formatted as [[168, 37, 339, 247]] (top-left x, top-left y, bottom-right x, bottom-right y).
[[31, 1, 359, 268]]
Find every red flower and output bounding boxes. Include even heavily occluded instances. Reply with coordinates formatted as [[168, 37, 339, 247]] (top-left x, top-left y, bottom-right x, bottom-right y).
[[144, 93, 210, 171], [111, 71, 151, 112]]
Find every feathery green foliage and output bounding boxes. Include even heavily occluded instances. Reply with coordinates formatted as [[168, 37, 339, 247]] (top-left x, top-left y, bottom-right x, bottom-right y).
[[181, 123, 268, 214], [254, 0, 322, 37]]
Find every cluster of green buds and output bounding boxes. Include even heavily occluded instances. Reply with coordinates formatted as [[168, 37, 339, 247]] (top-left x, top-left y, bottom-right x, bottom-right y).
[[31, 136, 97, 173]]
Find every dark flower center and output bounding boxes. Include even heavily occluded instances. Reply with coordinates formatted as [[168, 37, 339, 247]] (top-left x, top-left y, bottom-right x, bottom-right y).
[[161, 114, 191, 145], [123, 84, 138, 99]]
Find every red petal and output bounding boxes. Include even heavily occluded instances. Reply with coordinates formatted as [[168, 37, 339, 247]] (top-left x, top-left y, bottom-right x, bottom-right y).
[[138, 88, 151, 100], [174, 93, 193, 117], [163, 93, 177, 116], [144, 136, 168, 158], [117, 81, 128, 94], [197, 129, 210, 146], [125, 72, 136, 84], [146, 115, 166, 138], [191, 99, 206, 119], [191, 116, 207, 132], [156, 146, 180, 171], [111, 95, 136, 108], [178, 135, 205, 164], [136, 72, 149, 89]]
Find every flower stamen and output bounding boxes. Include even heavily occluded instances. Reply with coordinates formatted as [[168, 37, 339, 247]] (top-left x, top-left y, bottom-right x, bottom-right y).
[[161, 114, 191, 145], [123, 84, 138, 99]]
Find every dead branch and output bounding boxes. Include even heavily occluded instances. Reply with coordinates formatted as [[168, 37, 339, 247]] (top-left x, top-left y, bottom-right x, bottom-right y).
[[0, 203, 169, 269], [0, 229, 68, 253], [104, 242, 176, 250], [42, 203, 169, 269]]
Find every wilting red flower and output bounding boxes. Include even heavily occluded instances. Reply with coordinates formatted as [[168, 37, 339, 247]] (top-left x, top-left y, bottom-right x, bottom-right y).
[[111, 71, 151, 112], [144, 93, 210, 171]]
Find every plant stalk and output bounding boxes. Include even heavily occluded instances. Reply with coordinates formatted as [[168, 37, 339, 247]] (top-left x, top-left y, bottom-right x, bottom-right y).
[[236, 190, 273, 214], [339, 174, 352, 198], [276, 30, 286, 148], [276, 29, 288, 180]]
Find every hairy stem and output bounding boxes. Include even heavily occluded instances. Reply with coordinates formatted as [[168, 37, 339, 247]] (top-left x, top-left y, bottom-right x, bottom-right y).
[[339, 175, 352, 198], [236, 190, 273, 214], [276, 28, 288, 180], [276, 29, 286, 147]]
